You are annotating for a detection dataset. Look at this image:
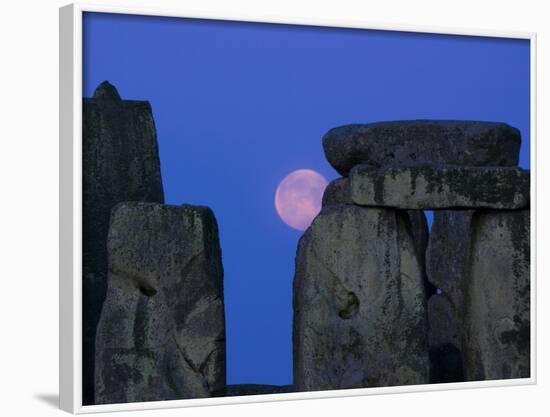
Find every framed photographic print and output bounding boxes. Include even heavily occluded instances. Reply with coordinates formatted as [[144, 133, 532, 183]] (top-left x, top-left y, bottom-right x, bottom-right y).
[[59, 2, 537, 413]]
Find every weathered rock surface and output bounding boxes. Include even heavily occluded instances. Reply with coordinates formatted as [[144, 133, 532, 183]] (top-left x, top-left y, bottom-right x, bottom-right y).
[[350, 165, 529, 210], [426, 210, 474, 382], [427, 295, 465, 383], [83, 81, 164, 404], [406, 210, 431, 294], [462, 209, 530, 381], [293, 205, 429, 391], [317, 119, 530, 386], [95, 202, 225, 404], [225, 384, 295, 396], [322, 177, 430, 293], [323, 120, 521, 176], [322, 177, 351, 207]]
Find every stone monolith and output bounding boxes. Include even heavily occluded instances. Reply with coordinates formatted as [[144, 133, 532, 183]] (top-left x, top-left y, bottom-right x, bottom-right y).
[[462, 209, 530, 381], [83, 81, 164, 404], [321, 177, 430, 293], [94, 202, 225, 404], [293, 205, 429, 391], [426, 210, 474, 382]]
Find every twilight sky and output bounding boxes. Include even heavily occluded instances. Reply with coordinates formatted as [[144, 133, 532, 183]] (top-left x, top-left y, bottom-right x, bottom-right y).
[[83, 12, 530, 386]]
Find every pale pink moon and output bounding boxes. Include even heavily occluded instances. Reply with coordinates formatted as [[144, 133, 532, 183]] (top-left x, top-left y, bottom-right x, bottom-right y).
[[275, 169, 328, 231]]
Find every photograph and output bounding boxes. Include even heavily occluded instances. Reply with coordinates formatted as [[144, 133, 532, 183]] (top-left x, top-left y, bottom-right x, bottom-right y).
[[4, 1, 550, 417], [80, 10, 531, 407]]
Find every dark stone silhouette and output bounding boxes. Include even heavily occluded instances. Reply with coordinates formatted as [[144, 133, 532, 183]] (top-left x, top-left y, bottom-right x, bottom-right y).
[[293, 205, 429, 391], [83, 81, 164, 404], [406, 210, 431, 296], [429, 343, 464, 383], [95, 202, 225, 404], [322, 120, 520, 176], [426, 211, 475, 382]]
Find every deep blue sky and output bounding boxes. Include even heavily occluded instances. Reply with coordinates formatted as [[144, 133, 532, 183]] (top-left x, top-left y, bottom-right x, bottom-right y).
[[83, 12, 530, 386]]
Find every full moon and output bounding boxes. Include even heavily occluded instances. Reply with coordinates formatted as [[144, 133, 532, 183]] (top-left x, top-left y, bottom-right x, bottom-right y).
[[275, 169, 328, 231]]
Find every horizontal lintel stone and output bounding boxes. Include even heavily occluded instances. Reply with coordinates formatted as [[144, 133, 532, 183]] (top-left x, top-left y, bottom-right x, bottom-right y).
[[350, 165, 529, 210], [322, 120, 521, 176]]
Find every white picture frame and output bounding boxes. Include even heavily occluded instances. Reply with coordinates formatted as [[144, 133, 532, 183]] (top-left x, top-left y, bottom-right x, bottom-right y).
[[59, 2, 537, 413]]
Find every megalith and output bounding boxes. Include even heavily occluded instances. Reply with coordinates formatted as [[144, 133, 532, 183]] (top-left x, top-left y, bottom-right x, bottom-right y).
[[95, 202, 225, 404], [293, 205, 429, 391], [426, 210, 474, 382], [462, 209, 530, 380], [316, 120, 529, 386], [83, 81, 164, 404], [322, 121, 520, 177], [350, 165, 529, 210], [321, 177, 429, 289]]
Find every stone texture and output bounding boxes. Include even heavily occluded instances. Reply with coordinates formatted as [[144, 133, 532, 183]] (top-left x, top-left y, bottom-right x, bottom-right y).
[[322, 177, 430, 294], [322, 177, 351, 207], [95, 202, 225, 404], [462, 209, 530, 381], [83, 81, 164, 404], [225, 385, 295, 396], [293, 205, 429, 391], [427, 296, 465, 383], [323, 120, 521, 176], [350, 165, 529, 210], [406, 210, 431, 294], [426, 211, 474, 382]]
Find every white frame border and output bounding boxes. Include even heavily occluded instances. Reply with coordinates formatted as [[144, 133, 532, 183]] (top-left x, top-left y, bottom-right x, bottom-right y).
[[59, 2, 538, 414]]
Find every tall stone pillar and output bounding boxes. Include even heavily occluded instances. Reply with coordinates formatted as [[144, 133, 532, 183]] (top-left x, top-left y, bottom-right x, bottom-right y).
[[462, 209, 530, 380], [293, 205, 429, 391], [83, 81, 164, 404], [95, 202, 226, 404]]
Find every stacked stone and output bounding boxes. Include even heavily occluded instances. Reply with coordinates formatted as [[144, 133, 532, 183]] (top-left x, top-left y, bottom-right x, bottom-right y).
[[85, 82, 226, 404], [293, 120, 530, 391]]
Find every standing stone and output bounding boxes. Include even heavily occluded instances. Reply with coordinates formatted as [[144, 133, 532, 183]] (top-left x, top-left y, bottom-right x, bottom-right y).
[[427, 295, 465, 382], [425, 172, 528, 383], [83, 81, 164, 404], [462, 209, 530, 380], [323, 121, 520, 176], [293, 205, 429, 391], [426, 211, 474, 382], [95, 202, 226, 404], [322, 177, 430, 293]]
